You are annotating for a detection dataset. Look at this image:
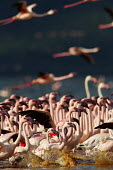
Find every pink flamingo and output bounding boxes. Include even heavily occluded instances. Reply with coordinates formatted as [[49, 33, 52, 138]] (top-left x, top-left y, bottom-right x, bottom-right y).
[[64, 0, 100, 9], [98, 8, 113, 29], [33, 122, 76, 159], [0, 1, 58, 26], [12, 72, 76, 91], [53, 47, 100, 64], [14, 122, 30, 154], [0, 115, 27, 159], [93, 118, 113, 152]]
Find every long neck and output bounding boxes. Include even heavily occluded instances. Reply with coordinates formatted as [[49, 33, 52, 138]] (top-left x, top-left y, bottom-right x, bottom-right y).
[[51, 125, 67, 150], [13, 119, 23, 146], [98, 85, 103, 97], [0, 115, 3, 130], [22, 123, 30, 152], [6, 116, 14, 131], [49, 96, 56, 128], [85, 78, 90, 98], [53, 74, 73, 81], [32, 12, 49, 18], [87, 108, 93, 137]]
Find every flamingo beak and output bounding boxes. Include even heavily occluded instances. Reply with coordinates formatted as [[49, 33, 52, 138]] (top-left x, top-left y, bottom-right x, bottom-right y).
[[68, 123, 77, 131], [104, 84, 110, 90], [64, 127, 68, 135], [73, 118, 80, 125], [92, 78, 97, 83]]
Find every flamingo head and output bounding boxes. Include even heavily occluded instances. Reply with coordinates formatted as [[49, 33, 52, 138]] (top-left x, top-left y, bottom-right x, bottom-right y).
[[90, 76, 97, 83], [47, 9, 58, 15], [99, 83, 110, 90]]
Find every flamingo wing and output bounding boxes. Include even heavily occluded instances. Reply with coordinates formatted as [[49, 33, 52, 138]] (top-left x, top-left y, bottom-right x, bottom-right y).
[[11, 1, 27, 12], [104, 7, 113, 18], [79, 51, 95, 64], [18, 110, 53, 128], [95, 122, 113, 129]]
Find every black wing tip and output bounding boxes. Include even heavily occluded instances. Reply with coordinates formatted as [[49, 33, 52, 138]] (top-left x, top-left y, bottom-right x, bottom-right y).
[[94, 123, 113, 129], [38, 72, 49, 77]]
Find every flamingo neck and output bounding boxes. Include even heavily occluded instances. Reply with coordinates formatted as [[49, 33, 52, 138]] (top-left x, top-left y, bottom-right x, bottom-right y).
[[97, 86, 103, 97], [85, 78, 90, 98], [13, 120, 23, 146], [22, 123, 30, 151]]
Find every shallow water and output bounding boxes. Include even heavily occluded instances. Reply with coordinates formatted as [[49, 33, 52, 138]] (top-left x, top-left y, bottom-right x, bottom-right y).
[[0, 74, 113, 170]]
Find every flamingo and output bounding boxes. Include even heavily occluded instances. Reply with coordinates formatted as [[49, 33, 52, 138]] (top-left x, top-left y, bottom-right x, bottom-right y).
[[33, 122, 76, 159], [0, 1, 58, 26], [53, 46, 100, 64], [14, 122, 30, 154], [77, 108, 113, 152], [98, 7, 113, 29], [93, 118, 113, 152], [11, 72, 77, 90], [84, 75, 97, 98], [64, 0, 100, 9], [0, 115, 27, 159], [97, 82, 110, 97]]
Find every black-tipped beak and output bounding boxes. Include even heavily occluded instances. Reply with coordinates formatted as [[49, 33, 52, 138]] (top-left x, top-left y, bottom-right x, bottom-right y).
[[64, 127, 68, 135], [52, 129, 59, 137], [73, 118, 80, 125], [68, 123, 76, 130]]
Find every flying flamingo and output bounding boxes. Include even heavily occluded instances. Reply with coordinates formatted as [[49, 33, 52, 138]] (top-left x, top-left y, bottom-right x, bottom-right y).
[[0, 1, 58, 26], [53, 46, 100, 64], [98, 8, 113, 29], [64, 0, 100, 9], [11, 72, 77, 91]]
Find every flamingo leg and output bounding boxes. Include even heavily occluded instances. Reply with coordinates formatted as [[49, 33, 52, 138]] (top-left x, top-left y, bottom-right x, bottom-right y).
[[12, 82, 34, 91], [0, 18, 16, 26], [64, 0, 86, 8], [53, 52, 70, 58], [98, 23, 113, 29]]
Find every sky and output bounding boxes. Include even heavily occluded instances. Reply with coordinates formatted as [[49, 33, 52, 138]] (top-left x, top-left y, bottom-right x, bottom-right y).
[[0, 0, 113, 77]]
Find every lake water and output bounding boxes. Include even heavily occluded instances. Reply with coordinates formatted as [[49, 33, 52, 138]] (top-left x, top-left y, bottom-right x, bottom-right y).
[[0, 74, 113, 101], [0, 74, 113, 170]]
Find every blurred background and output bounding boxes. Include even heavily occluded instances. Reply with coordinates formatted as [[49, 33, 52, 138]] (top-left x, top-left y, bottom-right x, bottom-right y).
[[0, 0, 113, 100]]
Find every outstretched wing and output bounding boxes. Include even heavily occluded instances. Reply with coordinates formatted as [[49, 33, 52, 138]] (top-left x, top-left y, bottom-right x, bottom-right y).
[[104, 7, 113, 18], [18, 110, 54, 128], [11, 1, 27, 12], [79, 51, 95, 64], [94, 122, 113, 129]]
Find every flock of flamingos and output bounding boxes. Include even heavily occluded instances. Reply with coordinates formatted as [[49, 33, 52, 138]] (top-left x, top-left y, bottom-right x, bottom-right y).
[[0, 75, 113, 166], [0, 0, 113, 168]]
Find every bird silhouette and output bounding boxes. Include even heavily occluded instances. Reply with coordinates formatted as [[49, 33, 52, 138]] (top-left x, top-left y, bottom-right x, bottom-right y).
[[53, 46, 100, 64], [0, 1, 58, 26], [98, 7, 113, 29]]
